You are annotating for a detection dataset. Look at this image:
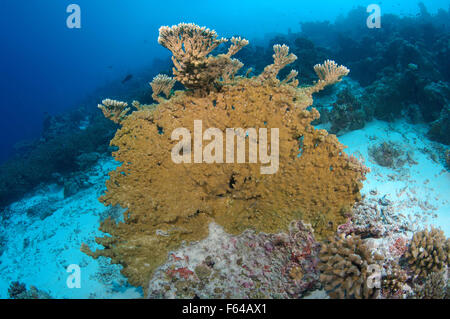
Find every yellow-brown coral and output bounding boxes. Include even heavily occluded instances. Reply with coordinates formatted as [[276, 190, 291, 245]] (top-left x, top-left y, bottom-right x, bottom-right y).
[[309, 60, 350, 94], [404, 227, 449, 278], [83, 24, 367, 292], [319, 234, 383, 299]]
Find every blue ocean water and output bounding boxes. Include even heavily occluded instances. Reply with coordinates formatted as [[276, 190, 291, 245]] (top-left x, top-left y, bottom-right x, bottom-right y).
[[0, 0, 449, 299]]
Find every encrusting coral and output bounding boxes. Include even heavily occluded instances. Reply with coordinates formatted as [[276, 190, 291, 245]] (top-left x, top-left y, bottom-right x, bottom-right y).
[[83, 23, 368, 292], [404, 227, 449, 278], [318, 234, 384, 299]]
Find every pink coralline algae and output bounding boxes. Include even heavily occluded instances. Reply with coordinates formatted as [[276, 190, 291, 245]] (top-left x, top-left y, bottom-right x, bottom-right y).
[[147, 221, 321, 299]]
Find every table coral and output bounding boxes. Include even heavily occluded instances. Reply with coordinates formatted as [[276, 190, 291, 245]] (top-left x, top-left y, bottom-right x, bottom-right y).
[[147, 221, 320, 299], [318, 234, 384, 299], [83, 23, 368, 292]]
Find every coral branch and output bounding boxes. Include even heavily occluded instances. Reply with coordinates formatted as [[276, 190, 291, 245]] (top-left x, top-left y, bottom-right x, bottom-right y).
[[97, 99, 130, 124], [150, 74, 176, 101], [158, 23, 227, 60], [314, 60, 350, 84], [221, 58, 243, 82], [281, 69, 299, 86], [258, 44, 297, 82], [226, 36, 249, 57]]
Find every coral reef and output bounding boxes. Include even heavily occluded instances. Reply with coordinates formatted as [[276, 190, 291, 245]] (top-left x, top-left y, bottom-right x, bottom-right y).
[[0, 108, 116, 208], [428, 103, 450, 145], [239, 4, 450, 140], [0, 234, 6, 257], [318, 234, 383, 299], [337, 198, 413, 239], [404, 227, 449, 278], [83, 23, 367, 292], [148, 221, 320, 298]]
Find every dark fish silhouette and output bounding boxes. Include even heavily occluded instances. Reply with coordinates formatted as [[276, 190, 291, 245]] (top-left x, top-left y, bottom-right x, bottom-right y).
[[121, 74, 133, 84]]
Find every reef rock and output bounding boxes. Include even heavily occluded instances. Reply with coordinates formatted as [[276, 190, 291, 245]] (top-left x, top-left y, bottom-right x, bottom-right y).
[[83, 23, 368, 293]]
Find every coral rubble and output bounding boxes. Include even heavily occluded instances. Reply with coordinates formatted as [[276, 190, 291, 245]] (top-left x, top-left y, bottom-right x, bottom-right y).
[[83, 23, 368, 292]]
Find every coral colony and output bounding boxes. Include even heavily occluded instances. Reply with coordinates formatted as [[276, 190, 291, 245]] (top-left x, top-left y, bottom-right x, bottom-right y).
[[77, 23, 449, 299], [83, 22, 366, 294]]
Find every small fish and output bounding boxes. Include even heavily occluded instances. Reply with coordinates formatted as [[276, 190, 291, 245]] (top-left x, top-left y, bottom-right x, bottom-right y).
[[121, 74, 133, 84]]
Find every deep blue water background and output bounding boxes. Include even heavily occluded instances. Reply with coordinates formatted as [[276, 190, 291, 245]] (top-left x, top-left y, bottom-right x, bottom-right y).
[[0, 0, 449, 162]]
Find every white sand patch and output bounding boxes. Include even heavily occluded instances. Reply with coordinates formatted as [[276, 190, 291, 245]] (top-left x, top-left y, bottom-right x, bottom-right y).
[[338, 120, 449, 235]]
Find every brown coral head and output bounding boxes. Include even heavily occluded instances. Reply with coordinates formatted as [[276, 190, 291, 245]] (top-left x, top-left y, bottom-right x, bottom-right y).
[[319, 234, 383, 299], [404, 227, 449, 278]]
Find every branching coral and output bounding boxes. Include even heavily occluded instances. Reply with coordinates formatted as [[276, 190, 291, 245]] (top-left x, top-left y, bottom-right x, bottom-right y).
[[158, 23, 247, 93], [318, 234, 383, 299], [97, 99, 130, 124], [404, 227, 449, 278], [410, 271, 448, 299], [84, 23, 364, 293], [309, 60, 350, 94], [226, 37, 249, 57], [150, 74, 176, 102], [258, 44, 297, 82], [147, 221, 320, 298], [281, 70, 299, 87]]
